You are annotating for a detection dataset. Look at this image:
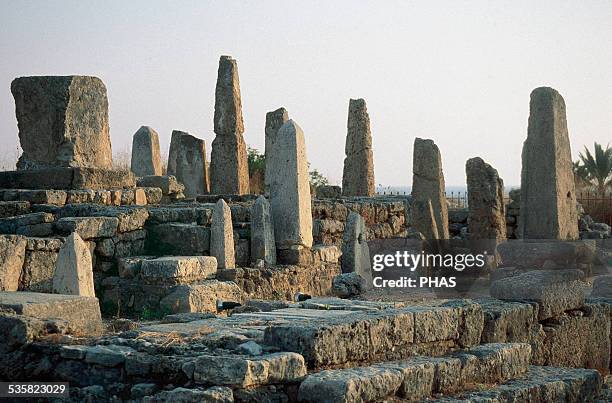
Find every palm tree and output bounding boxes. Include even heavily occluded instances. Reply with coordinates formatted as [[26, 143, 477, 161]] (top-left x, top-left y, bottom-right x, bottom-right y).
[[577, 142, 612, 195]]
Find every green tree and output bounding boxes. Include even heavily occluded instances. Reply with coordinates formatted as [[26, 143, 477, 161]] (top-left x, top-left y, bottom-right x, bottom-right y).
[[309, 168, 329, 189], [576, 142, 612, 195], [247, 147, 265, 176]]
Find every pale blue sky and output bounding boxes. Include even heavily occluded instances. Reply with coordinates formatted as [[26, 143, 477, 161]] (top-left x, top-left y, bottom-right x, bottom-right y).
[[1, 1, 611, 186]]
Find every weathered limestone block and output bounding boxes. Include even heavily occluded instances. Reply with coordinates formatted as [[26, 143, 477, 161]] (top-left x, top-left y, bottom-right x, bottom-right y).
[[91, 207, 148, 233], [466, 157, 506, 241], [53, 232, 95, 297], [476, 298, 539, 343], [342, 98, 375, 197], [145, 223, 210, 255], [131, 126, 162, 177], [0, 167, 135, 190], [332, 272, 367, 298], [520, 87, 579, 240], [210, 55, 250, 195], [167, 130, 209, 197], [211, 199, 236, 269], [0, 235, 27, 291], [137, 175, 185, 196], [341, 212, 372, 287], [264, 107, 290, 193], [411, 199, 439, 240], [140, 256, 217, 285], [11, 76, 113, 170], [55, 216, 119, 239], [143, 387, 234, 403], [0, 212, 54, 235], [497, 239, 595, 270], [412, 138, 449, 238], [20, 238, 64, 293], [268, 120, 313, 250], [490, 269, 586, 320], [250, 196, 276, 265], [193, 352, 306, 388], [0, 201, 30, 218], [160, 280, 243, 313]]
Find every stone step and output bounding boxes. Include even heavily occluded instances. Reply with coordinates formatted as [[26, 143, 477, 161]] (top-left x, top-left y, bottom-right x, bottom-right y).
[[297, 343, 531, 402], [263, 299, 483, 367], [430, 366, 602, 403], [140, 256, 217, 285]]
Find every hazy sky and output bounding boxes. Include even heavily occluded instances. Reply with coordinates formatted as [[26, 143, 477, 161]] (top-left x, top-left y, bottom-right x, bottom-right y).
[[1, 1, 611, 186]]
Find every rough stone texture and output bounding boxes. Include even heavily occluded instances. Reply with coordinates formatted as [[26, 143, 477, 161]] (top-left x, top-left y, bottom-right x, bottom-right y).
[[268, 120, 313, 250], [211, 199, 236, 269], [160, 280, 244, 313], [342, 98, 375, 197], [11, 76, 113, 170], [490, 269, 586, 320], [412, 138, 449, 238], [55, 216, 118, 239], [520, 87, 579, 240], [131, 126, 163, 177], [143, 386, 234, 403], [0, 291, 102, 335], [145, 223, 210, 256], [341, 212, 372, 287], [250, 196, 276, 265], [140, 256, 217, 285], [411, 199, 439, 240], [476, 298, 539, 344], [332, 272, 366, 298], [210, 56, 250, 195], [193, 352, 306, 387], [0, 235, 27, 291], [264, 107, 290, 193], [137, 175, 184, 196], [0, 201, 30, 218], [53, 232, 95, 297], [593, 275, 612, 298], [0, 167, 136, 190], [466, 157, 506, 241], [497, 239, 595, 270], [167, 130, 209, 197]]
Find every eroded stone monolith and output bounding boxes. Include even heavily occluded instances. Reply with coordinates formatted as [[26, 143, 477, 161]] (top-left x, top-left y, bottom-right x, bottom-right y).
[[251, 196, 276, 265], [211, 199, 235, 269], [520, 87, 579, 240], [341, 212, 372, 287], [268, 120, 313, 249], [131, 126, 162, 177], [412, 138, 449, 238], [342, 99, 375, 196], [466, 157, 506, 241], [167, 130, 209, 198], [0, 235, 27, 291], [264, 107, 290, 193], [210, 56, 250, 195], [53, 232, 95, 297], [411, 199, 440, 240], [11, 76, 113, 170]]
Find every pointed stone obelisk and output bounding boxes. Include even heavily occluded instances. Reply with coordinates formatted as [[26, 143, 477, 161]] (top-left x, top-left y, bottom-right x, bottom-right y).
[[167, 130, 209, 198], [211, 199, 235, 269], [210, 56, 250, 195], [264, 107, 289, 194], [53, 233, 95, 297], [268, 120, 313, 250], [250, 195, 276, 265], [466, 157, 506, 241], [412, 138, 449, 239], [519, 87, 578, 240], [342, 99, 375, 196], [131, 126, 163, 177]]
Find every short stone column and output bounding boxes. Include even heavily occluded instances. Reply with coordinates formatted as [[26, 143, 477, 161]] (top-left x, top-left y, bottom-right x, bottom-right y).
[[211, 199, 236, 269], [250, 195, 276, 265], [341, 212, 372, 287], [131, 126, 163, 177]]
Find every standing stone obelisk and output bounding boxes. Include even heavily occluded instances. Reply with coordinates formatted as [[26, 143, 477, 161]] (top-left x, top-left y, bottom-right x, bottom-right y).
[[466, 157, 506, 242], [412, 138, 449, 239], [264, 107, 289, 194], [342, 99, 375, 196], [211, 199, 235, 269], [167, 130, 209, 198], [131, 126, 163, 177], [210, 56, 250, 195], [268, 120, 313, 250], [519, 87, 579, 240]]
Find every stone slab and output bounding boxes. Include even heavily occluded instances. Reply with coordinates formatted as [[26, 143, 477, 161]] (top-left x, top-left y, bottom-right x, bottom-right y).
[[140, 256, 217, 285], [160, 280, 243, 313], [0, 168, 136, 190], [55, 216, 119, 239]]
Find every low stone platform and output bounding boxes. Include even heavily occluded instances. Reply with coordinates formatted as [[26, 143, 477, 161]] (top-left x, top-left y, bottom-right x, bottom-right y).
[[0, 167, 136, 190]]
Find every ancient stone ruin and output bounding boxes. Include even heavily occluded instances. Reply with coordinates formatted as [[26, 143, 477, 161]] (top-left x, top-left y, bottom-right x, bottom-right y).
[[131, 126, 163, 177], [0, 67, 610, 403], [342, 98, 375, 197]]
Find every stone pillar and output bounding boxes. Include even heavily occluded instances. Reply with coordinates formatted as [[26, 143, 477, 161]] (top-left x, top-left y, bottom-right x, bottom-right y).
[[268, 120, 313, 250], [412, 199, 440, 240], [412, 138, 449, 238], [520, 87, 579, 240], [210, 56, 250, 195], [342, 99, 375, 196], [11, 76, 113, 170], [250, 195, 276, 265], [167, 130, 209, 198], [211, 199, 235, 269], [341, 212, 372, 287], [53, 233, 95, 297], [0, 235, 27, 291], [264, 107, 290, 194], [466, 157, 506, 241], [131, 126, 163, 177]]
